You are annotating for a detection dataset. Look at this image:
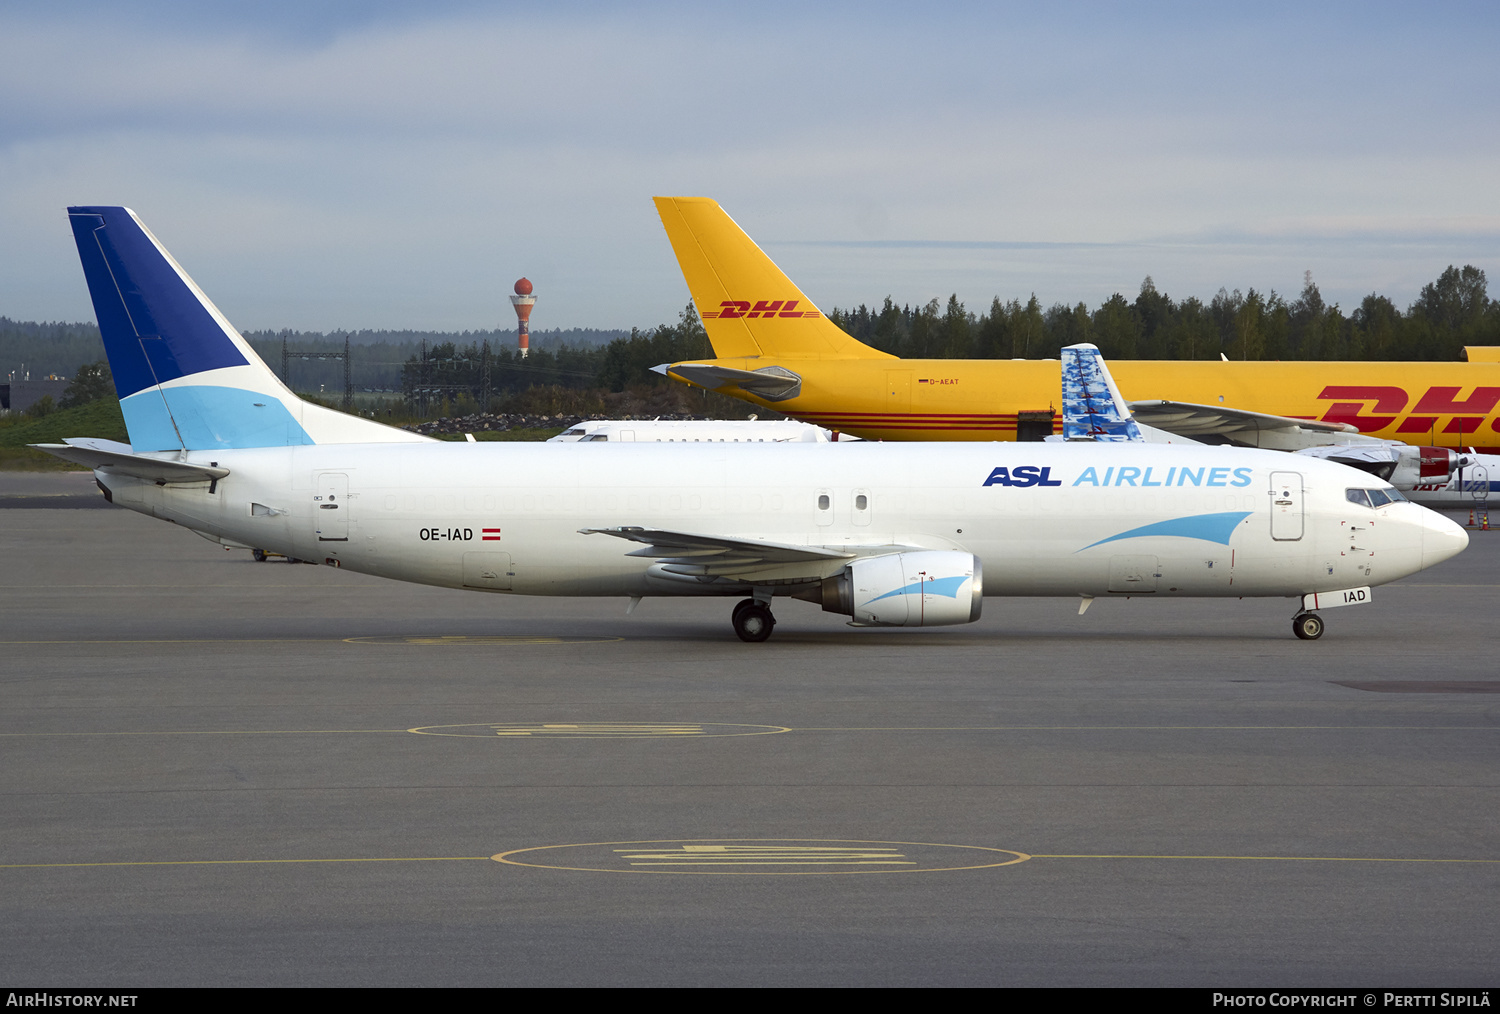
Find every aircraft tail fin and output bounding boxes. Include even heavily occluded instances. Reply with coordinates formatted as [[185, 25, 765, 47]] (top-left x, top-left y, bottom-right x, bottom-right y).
[[66, 206, 429, 452], [1060, 344, 1144, 442], [653, 197, 892, 361]]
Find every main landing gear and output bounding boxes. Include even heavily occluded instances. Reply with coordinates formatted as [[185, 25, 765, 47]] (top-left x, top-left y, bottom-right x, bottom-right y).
[[1292, 611, 1325, 640], [732, 597, 776, 643]]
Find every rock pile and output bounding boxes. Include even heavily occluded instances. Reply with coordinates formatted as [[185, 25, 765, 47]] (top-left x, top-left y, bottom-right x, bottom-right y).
[[407, 412, 711, 436]]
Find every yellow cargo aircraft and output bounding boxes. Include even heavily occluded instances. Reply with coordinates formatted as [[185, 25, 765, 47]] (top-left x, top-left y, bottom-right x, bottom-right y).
[[653, 196, 1500, 453]]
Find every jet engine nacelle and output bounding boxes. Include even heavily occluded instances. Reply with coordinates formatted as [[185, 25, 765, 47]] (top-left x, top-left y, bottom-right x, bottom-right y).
[[821, 550, 983, 627]]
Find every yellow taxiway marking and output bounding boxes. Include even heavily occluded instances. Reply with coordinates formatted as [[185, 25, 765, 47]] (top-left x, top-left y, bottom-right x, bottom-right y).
[[613, 845, 915, 866], [345, 635, 623, 645], [493, 839, 1031, 874], [1387, 583, 1500, 588], [0, 724, 1488, 739], [0, 729, 409, 738], [1033, 854, 1500, 863], [0, 639, 337, 645], [786, 725, 1498, 731], [0, 635, 624, 646], [4, 849, 1497, 872], [0, 857, 489, 869], [409, 722, 790, 738]]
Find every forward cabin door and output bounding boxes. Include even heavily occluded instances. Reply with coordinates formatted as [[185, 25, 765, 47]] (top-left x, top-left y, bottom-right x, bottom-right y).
[[1269, 471, 1304, 541], [315, 472, 349, 542]]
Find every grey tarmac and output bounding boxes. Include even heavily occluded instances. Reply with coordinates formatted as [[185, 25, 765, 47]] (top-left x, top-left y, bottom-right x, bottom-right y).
[[1, 473, 1496, 987]]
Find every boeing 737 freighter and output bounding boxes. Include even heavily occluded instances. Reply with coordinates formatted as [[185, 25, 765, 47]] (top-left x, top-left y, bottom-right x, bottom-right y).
[[652, 197, 1500, 452], [38, 206, 1467, 641]]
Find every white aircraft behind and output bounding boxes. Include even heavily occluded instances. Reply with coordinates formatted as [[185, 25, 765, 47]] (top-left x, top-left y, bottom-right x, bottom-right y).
[[38, 207, 1467, 642], [549, 418, 852, 443], [1404, 456, 1497, 508]]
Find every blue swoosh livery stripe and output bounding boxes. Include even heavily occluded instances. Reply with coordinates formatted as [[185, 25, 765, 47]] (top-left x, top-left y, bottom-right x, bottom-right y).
[[1079, 511, 1252, 552], [864, 575, 971, 604]]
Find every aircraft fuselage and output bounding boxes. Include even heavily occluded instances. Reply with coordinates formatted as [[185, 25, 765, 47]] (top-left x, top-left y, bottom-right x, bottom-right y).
[[684, 356, 1500, 451], [100, 440, 1462, 601]]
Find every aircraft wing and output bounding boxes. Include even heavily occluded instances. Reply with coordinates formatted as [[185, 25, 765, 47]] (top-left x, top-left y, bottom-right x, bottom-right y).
[[581, 526, 856, 582], [1128, 400, 1364, 449], [30, 438, 230, 483], [652, 363, 802, 401]]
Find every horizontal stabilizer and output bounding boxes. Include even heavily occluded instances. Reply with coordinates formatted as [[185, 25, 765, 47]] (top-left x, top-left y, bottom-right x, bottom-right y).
[[655, 362, 803, 401], [30, 438, 228, 483]]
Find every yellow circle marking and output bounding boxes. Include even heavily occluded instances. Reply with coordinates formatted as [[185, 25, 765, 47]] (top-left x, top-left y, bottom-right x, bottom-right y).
[[411, 722, 789, 739], [344, 634, 623, 646], [492, 839, 1031, 875], [4, 850, 1496, 873]]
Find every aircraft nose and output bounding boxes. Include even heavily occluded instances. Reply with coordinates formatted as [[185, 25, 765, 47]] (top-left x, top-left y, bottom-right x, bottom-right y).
[[1420, 509, 1469, 569]]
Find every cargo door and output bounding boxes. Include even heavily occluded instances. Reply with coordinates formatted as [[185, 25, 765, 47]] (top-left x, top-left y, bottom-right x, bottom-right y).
[[315, 472, 349, 542], [1270, 470, 1304, 541], [1016, 410, 1056, 442]]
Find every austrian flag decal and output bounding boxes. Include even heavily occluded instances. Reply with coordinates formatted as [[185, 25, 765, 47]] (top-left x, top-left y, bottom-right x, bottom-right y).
[[482, 528, 502, 541], [701, 300, 820, 320]]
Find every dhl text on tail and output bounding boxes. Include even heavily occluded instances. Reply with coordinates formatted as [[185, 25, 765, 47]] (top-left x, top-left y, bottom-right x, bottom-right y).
[[652, 196, 1500, 451]]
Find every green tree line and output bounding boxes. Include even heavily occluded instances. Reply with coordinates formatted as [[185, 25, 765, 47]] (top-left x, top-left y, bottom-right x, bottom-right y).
[[827, 265, 1500, 362], [7, 265, 1498, 416], [396, 305, 711, 408]]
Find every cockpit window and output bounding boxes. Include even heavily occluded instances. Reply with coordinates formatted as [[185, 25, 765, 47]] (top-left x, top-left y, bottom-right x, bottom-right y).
[[1347, 487, 1404, 508]]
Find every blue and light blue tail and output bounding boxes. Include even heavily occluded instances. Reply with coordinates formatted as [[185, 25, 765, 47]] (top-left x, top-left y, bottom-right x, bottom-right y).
[[1060, 343, 1144, 442], [67, 206, 427, 452]]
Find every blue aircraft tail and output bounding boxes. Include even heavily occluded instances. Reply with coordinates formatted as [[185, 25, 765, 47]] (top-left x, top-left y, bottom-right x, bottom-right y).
[[1060, 343, 1144, 442], [67, 206, 426, 451]]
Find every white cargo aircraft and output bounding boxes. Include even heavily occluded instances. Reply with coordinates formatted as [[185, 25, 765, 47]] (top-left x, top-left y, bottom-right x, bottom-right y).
[[549, 418, 849, 442], [39, 207, 1468, 642]]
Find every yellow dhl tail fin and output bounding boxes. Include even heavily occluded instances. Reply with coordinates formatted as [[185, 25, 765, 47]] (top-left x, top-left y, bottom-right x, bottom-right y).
[[653, 197, 892, 361]]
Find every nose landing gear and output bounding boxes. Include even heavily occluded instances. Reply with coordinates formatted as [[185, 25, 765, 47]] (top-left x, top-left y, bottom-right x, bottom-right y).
[[1292, 611, 1325, 640], [732, 597, 776, 643]]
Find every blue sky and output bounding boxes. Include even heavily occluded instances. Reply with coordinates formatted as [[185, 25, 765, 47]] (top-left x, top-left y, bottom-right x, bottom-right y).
[[2, 1, 1497, 332]]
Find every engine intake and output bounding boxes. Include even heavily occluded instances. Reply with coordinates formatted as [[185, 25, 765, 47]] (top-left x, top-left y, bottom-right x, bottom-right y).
[[822, 551, 983, 627]]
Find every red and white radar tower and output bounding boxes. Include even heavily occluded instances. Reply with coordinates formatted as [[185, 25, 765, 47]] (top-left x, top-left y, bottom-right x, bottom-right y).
[[510, 277, 536, 358]]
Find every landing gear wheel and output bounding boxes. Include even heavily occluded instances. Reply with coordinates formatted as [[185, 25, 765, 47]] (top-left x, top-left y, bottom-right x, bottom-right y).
[[252, 549, 266, 562], [733, 603, 775, 643], [731, 598, 757, 627], [1292, 612, 1324, 640]]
